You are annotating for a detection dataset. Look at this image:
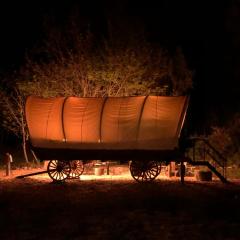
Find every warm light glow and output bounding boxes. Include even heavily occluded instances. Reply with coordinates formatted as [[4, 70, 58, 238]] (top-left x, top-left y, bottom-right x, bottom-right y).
[[26, 170, 190, 182], [26, 96, 188, 150]]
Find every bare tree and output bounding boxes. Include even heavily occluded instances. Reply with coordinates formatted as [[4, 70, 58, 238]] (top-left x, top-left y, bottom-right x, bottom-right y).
[[0, 88, 30, 162], [17, 15, 192, 98]]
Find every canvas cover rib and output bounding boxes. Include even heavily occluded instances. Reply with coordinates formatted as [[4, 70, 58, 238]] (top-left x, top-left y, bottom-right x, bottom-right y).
[[26, 95, 188, 150], [136, 96, 148, 140], [61, 97, 68, 142], [176, 95, 189, 138], [99, 97, 108, 143]]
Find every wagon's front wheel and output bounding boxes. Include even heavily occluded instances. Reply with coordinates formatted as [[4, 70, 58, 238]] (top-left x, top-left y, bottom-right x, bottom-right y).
[[129, 160, 161, 183], [47, 160, 71, 182]]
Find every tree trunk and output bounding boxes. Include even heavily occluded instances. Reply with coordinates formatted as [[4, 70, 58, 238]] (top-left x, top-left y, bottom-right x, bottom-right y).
[[22, 138, 29, 163], [31, 150, 39, 163], [22, 122, 29, 163]]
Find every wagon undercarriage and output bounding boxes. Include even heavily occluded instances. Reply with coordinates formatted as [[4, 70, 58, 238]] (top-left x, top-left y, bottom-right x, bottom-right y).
[[46, 159, 163, 183]]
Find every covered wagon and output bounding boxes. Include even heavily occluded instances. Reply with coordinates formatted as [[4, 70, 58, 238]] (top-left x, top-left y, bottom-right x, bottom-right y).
[[25, 95, 189, 182]]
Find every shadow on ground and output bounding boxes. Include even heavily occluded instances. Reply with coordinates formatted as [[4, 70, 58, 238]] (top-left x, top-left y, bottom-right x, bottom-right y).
[[1, 178, 240, 239]]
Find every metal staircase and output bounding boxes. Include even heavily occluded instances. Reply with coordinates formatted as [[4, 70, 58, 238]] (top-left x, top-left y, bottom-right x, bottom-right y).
[[185, 137, 229, 183]]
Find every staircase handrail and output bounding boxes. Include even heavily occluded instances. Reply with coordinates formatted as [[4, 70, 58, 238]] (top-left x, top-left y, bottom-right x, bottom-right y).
[[189, 137, 227, 161]]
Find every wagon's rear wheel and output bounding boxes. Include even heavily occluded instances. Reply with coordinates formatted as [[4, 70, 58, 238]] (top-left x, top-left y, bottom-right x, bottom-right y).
[[68, 160, 84, 179], [129, 160, 161, 183], [47, 160, 71, 182]]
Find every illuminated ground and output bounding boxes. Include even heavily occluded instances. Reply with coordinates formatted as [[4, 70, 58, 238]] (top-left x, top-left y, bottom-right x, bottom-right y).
[[1, 168, 240, 239]]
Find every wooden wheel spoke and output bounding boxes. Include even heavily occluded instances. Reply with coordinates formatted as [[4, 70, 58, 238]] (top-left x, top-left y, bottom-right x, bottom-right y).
[[150, 168, 158, 173], [144, 173, 149, 180], [149, 170, 157, 176], [52, 171, 58, 178], [51, 161, 58, 167], [55, 172, 59, 180], [49, 164, 55, 169], [59, 172, 64, 180], [148, 171, 154, 179], [60, 172, 64, 180], [145, 171, 151, 179], [73, 169, 80, 175], [147, 170, 155, 178], [59, 172, 64, 179], [141, 172, 146, 181], [58, 172, 63, 179]]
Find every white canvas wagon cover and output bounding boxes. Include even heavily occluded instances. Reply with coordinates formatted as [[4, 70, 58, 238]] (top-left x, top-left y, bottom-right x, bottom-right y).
[[26, 96, 188, 151]]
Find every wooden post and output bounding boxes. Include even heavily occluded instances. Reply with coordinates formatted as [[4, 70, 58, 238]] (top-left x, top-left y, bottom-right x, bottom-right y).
[[5, 153, 13, 176], [180, 160, 185, 184], [6, 161, 11, 176], [193, 143, 196, 161], [171, 162, 176, 176], [168, 162, 176, 178], [106, 161, 110, 175], [167, 162, 172, 178]]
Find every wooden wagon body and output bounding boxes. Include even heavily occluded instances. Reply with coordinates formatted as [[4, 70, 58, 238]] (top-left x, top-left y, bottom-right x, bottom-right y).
[[26, 95, 189, 182]]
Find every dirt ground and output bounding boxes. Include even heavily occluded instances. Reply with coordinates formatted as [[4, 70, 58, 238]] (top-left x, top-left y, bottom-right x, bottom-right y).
[[1, 169, 240, 240]]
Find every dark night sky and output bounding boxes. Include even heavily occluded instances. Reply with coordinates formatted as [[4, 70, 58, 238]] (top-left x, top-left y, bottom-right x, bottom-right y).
[[0, 0, 239, 133]]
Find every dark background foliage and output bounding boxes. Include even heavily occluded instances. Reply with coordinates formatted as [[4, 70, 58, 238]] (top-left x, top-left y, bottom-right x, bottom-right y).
[[0, 0, 239, 132]]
